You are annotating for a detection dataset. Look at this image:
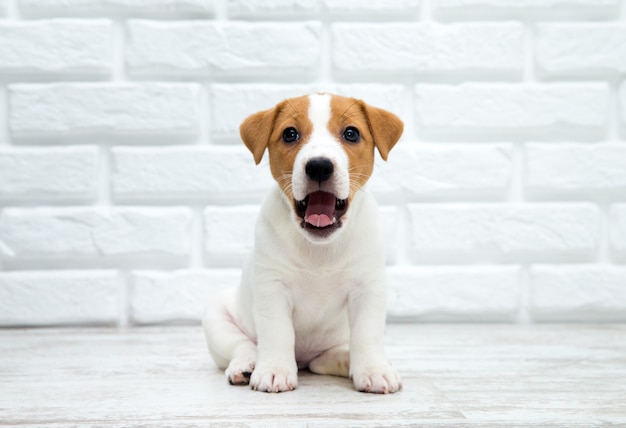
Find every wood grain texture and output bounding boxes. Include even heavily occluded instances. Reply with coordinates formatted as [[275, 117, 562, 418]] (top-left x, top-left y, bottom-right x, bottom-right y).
[[1, 324, 625, 427]]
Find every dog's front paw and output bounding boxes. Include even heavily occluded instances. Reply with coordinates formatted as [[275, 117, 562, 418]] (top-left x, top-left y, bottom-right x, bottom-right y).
[[351, 363, 402, 394], [225, 356, 256, 385], [250, 363, 298, 393]]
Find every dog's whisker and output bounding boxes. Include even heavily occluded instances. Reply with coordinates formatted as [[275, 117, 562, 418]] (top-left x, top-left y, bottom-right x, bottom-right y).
[[276, 173, 293, 185]]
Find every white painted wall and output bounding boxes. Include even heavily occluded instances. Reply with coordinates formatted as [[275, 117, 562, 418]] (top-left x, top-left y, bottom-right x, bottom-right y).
[[1, 0, 625, 326]]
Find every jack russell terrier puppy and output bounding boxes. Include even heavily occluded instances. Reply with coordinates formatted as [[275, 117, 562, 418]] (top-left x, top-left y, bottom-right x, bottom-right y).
[[203, 93, 404, 393]]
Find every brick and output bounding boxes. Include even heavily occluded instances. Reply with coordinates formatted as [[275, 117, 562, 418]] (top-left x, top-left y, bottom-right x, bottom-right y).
[[227, 0, 320, 16], [325, 0, 420, 14], [333, 23, 523, 78], [0, 207, 192, 260], [227, 0, 420, 17], [370, 144, 512, 199], [0, 20, 112, 76], [19, 0, 215, 16], [536, 24, 626, 77], [610, 204, 626, 255], [407, 204, 600, 262], [112, 146, 273, 202], [0, 146, 98, 202], [0, 271, 119, 326], [204, 206, 259, 267], [434, 0, 619, 20], [210, 84, 406, 140], [227, 0, 421, 18], [9, 83, 200, 139], [127, 20, 321, 77], [130, 269, 238, 324], [387, 266, 520, 321], [414, 83, 608, 140], [530, 265, 626, 321], [527, 143, 626, 196]]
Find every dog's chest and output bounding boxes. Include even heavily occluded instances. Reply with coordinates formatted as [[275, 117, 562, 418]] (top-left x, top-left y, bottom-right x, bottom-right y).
[[288, 270, 352, 363]]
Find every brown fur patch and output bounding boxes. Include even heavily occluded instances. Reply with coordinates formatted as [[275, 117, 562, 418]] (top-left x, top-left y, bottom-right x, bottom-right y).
[[240, 96, 312, 200], [266, 96, 312, 201], [328, 95, 404, 198], [328, 96, 375, 199]]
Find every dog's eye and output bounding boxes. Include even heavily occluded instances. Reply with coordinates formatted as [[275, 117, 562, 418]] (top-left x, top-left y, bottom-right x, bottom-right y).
[[342, 127, 360, 143], [282, 127, 300, 143]]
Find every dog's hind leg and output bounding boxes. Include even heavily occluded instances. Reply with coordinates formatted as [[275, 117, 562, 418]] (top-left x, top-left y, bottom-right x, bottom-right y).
[[203, 289, 257, 385], [308, 343, 350, 378]]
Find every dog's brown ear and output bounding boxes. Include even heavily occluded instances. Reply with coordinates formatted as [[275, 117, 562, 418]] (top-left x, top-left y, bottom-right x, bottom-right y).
[[239, 106, 279, 165], [363, 103, 404, 161]]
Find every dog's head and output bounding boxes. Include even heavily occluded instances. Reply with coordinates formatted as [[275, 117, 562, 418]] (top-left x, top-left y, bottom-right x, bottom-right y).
[[240, 93, 403, 243]]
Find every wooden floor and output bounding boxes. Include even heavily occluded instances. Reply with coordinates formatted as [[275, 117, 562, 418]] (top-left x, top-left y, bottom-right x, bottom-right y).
[[1, 324, 625, 427]]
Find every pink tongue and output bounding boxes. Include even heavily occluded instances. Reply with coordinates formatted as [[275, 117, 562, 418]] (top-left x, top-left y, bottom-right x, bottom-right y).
[[305, 191, 336, 228]]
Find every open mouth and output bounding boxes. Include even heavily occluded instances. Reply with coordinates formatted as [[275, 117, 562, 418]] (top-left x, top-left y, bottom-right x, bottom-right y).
[[295, 191, 349, 234]]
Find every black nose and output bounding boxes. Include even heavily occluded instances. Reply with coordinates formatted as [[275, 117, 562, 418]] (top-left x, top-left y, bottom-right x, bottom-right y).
[[305, 157, 334, 183]]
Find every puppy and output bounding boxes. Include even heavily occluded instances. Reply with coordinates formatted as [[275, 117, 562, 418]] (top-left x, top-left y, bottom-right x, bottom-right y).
[[203, 93, 403, 393]]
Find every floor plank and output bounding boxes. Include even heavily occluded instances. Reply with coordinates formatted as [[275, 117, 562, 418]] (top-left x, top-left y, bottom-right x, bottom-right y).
[[1, 324, 625, 427]]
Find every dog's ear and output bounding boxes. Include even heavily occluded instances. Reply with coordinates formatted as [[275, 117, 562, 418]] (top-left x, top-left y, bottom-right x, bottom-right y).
[[239, 106, 279, 165], [362, 103, 404, 161]]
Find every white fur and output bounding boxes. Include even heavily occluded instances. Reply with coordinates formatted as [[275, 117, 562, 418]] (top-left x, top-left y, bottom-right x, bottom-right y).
[[292, 94, 350, 202], [203, 94, 401, 393]]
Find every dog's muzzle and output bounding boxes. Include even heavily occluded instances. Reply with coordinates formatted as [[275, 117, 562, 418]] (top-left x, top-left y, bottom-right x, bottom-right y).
[[294, 157, 349, 236]]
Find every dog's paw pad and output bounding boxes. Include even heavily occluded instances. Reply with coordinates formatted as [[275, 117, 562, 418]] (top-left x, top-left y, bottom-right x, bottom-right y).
[[227, 370, 252, 385], [352, 364, 402, 394], [250, 366, 298, 393], [225, 358, 256, 386]]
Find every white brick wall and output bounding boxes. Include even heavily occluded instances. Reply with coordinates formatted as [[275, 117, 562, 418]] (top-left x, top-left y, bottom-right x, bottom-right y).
[[1, 0, 625, 327], [127, 21, 322, 77], [333, 23, 524, 78], [0, 271, 120, 326], [20, 0, 216, 17], [0, 20, 113, 76], [0, 146, 99, 201], [406, 204, 601, 262], [0, 207, 192, 261], [536, 24, 626, 77], [414, 83, 609, 139], [10, 83, 201, 138]]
